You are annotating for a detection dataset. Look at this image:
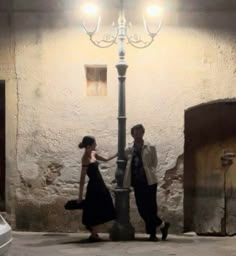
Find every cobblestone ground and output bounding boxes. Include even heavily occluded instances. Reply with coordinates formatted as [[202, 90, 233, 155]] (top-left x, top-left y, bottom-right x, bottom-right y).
[[8, 232, 236, 256]]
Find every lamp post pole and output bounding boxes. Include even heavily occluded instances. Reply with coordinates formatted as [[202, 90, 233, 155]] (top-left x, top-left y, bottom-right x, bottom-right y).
[[109, 0, 135, 241], [81, 0, 163, 241]]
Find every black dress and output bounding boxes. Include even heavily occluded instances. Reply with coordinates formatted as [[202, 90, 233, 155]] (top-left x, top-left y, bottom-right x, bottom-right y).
[[82, 162, 116, 229]]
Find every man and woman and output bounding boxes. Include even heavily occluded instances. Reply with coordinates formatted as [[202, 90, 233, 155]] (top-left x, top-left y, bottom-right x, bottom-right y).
[[76, 124, 169, 242]]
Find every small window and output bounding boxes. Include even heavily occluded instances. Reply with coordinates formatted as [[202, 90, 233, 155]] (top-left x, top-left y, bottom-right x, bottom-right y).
[[85, 65, 107, 96]]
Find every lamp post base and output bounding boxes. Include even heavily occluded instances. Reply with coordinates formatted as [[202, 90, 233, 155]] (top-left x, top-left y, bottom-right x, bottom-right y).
[[109, 188, 135, 241]]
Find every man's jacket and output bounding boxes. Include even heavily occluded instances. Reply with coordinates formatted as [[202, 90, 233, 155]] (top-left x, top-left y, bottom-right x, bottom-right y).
[[123, 141, 158, 188]]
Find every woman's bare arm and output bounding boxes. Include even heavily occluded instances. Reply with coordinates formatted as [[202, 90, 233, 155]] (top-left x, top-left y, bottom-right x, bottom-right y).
[[95, 152, 117, 162]]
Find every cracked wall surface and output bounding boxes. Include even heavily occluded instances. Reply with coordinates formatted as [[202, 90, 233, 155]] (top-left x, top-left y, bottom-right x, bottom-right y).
[[1, 0, 236, 233]]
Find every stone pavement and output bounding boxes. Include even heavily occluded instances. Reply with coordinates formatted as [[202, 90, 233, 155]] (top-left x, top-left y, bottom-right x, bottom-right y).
[[8, 231, 236, 256]]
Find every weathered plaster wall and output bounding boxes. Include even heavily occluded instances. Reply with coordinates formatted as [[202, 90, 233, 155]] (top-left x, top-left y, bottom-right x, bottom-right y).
[[13, 12, 119, 231], [123, 17, 236, 232], [2, 0, 236, 233]]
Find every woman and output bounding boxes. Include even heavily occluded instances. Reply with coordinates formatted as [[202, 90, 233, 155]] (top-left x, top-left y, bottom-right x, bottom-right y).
[[78, 135, 117, 242]]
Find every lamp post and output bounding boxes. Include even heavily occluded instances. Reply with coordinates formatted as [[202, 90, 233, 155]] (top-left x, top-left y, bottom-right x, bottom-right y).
[[81, 0, 163, 240]]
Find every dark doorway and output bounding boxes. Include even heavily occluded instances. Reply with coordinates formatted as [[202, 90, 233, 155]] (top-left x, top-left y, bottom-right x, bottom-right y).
[[184, 99, 236, 235], [0, 80, 5, 211]]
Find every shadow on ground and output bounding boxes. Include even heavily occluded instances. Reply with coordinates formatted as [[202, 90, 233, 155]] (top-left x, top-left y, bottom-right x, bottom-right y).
[[22, 234, 199, 247]]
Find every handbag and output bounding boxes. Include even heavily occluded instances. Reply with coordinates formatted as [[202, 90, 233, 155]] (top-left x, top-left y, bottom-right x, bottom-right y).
[[64, 199, 85, 210]]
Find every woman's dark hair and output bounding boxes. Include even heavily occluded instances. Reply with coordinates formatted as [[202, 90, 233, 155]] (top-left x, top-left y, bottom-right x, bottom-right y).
[[131, 124, 145, 136], [78, 136, 95, 149]]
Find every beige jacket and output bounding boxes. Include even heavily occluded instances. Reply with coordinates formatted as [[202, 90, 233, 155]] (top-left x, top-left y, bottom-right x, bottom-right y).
[[123, 141, 158, 188]]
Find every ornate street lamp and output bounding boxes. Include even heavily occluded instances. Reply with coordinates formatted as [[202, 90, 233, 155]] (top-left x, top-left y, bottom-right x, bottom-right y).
[[81, 0, 163, 240]]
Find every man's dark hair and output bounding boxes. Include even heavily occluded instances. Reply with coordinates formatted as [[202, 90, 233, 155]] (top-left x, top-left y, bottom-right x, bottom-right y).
[[131, 124, 145, 136]]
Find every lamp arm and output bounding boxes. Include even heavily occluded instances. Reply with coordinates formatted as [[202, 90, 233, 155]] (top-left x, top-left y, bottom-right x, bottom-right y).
[[88, 35, 118, 48], [143, 15, 162, 38], [126, 34, 154, 49], [126, 16, 162, 49], [87, 29, 118, 48], [81, 15, 101, 37], [82, 16, 118, 48]]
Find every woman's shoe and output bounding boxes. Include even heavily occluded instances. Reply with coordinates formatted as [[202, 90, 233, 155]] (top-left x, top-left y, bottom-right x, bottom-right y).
[[88, 235, 102, 243]]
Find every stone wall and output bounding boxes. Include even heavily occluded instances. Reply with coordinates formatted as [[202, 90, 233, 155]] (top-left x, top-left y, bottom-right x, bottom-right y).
[[1, 0, 236, 233]]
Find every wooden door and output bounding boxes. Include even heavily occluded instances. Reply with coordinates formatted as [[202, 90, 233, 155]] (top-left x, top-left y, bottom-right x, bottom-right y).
[[194, 137, 236, 235]]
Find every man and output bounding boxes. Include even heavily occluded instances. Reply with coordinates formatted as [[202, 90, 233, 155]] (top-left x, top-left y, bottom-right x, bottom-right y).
[[123, 124, 170, 241]]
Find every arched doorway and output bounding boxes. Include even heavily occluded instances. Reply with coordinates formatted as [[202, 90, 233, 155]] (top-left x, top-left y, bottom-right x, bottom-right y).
[[184, 99, 236, 235]]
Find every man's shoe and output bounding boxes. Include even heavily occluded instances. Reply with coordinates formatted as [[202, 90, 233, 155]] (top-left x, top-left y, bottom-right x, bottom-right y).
[[148, 234, 159, 242], [160, 222, 170, 241]]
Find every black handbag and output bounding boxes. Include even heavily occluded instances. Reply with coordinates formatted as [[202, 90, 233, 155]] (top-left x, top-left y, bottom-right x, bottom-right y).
[[64, 199, 85, 210]]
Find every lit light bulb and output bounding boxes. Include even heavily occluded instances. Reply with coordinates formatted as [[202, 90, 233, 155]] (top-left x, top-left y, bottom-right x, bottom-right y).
[[146, 5, 162, 17], [81, 3, 99, 16]]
